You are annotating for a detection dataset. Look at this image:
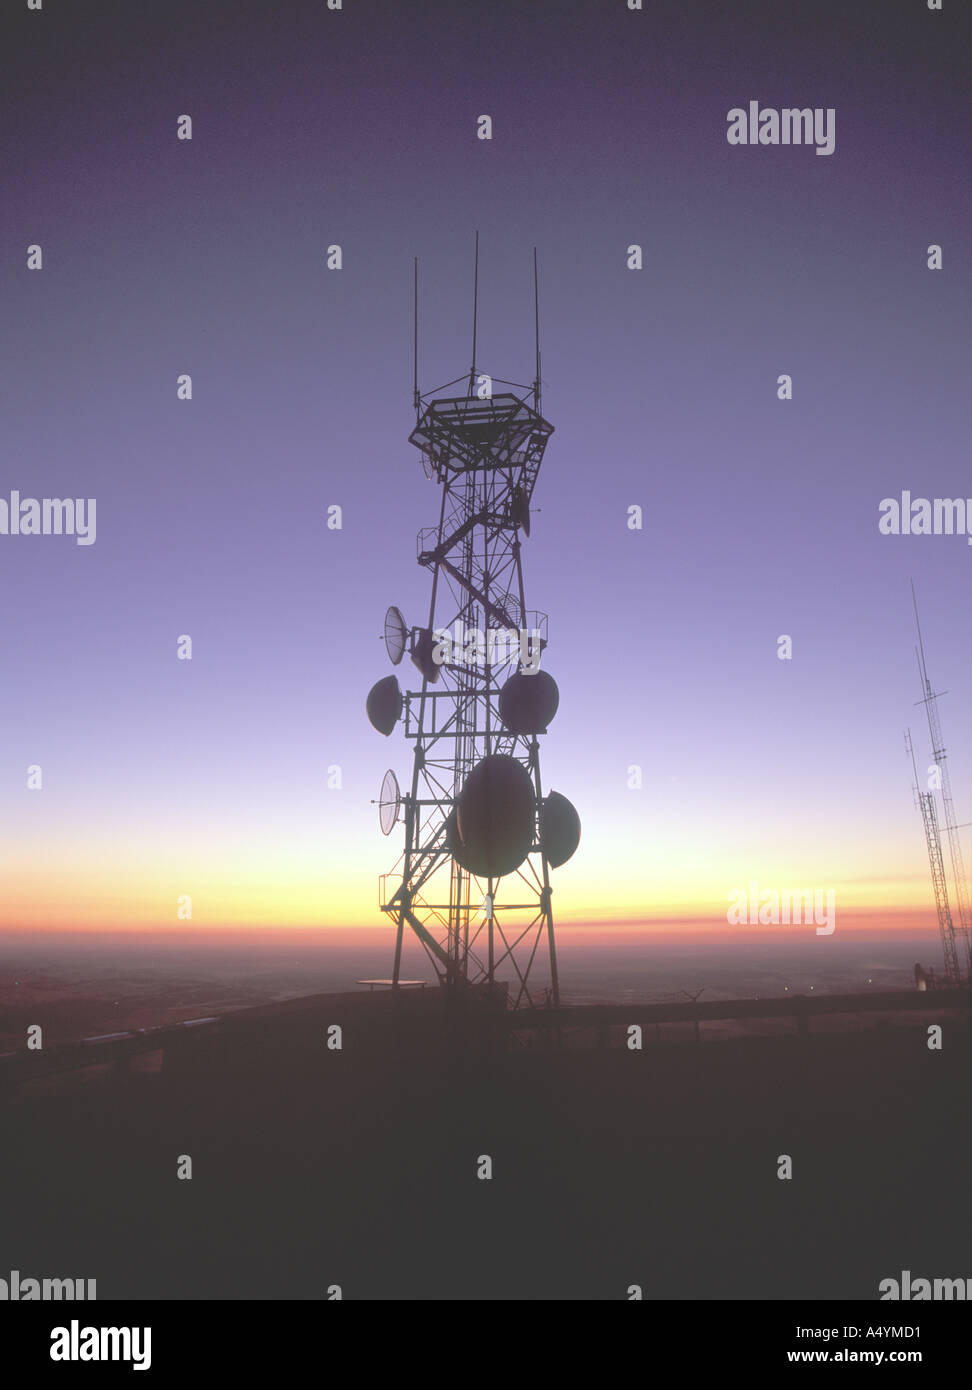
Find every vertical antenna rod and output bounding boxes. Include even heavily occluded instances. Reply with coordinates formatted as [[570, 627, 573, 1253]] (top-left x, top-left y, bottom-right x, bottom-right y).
[[912, 579, 930, 689], [412, 257, 420, 414], [533, 246, 541, 412], [469, 230, 479, 396]]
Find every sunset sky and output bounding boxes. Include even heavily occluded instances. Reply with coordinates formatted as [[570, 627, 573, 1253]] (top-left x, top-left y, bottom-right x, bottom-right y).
[[3, 0, 971, 952]]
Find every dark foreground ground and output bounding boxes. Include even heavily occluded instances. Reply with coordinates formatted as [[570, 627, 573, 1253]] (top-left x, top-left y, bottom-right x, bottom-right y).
[[1, 997, 969, 1300]]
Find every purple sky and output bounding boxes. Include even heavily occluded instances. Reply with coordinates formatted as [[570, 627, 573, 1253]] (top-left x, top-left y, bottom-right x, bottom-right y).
[[2, 0, 971, 943]]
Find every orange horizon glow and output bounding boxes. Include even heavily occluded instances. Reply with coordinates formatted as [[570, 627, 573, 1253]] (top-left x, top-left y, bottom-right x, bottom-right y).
[[0, 906, 944, 940], [1, 860, 945, 934]]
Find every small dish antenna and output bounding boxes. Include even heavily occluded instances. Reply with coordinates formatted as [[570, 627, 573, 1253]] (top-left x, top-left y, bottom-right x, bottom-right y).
[[378, 769, 402, 836], [383, 605, 408, 666], [411, 627, 441, 684]]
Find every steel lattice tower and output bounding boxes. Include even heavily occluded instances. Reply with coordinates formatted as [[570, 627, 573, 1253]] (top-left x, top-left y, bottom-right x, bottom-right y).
[[366, 246, 580, 1008], [907, 730, 961, 985], [911, 584, 972, 978]]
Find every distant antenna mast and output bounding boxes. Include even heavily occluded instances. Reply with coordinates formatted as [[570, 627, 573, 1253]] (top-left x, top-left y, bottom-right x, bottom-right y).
[[911, 581, 972, 976], [905, 728, 961, 984]]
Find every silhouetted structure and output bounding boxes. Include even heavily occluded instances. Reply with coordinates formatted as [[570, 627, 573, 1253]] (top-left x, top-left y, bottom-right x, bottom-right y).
[[366, 243, 579, 1006], [911, 584, 972, 979]]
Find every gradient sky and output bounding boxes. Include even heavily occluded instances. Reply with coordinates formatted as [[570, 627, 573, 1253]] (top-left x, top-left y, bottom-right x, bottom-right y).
[[2, 0, 971, 951]]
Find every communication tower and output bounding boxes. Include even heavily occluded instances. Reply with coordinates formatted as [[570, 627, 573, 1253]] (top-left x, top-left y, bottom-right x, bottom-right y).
[[365, 240, 580, 1007], [910, 583, 972, 978], [905, 728, 962, 985]]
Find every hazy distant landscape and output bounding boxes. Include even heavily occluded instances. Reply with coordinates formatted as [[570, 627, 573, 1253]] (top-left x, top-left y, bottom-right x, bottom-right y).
[[0, 927, 938, 1052]]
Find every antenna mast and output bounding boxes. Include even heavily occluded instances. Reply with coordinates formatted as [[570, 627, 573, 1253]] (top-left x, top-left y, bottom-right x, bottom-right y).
[[469, 230, 479, 397], [905, 728, 961, 984], [412, 257, 420, 415], [911, 581, 972, 976], [533, 246, 541, 413]]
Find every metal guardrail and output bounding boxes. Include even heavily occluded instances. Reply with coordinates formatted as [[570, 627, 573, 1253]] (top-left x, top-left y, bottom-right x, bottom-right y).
[[508, 987, 970, 1033]]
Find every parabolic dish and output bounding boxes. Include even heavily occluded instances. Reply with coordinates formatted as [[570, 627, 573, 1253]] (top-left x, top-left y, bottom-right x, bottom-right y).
[[444, 807, 477, 874], [455, 754, 536, 879], [379, 769, 401, 836], [383, 605, 408, 666], [410, 627, 441, 684], [366, 674, 403, 736], [498, 669, 559, 735], [540, 790, 581, 868]]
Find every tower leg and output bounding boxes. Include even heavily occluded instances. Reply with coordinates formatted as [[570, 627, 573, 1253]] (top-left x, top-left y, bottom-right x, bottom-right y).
[[546, 911, 560, 1008], [487, 878, 495, 989], [392, 914, 404, 988]]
